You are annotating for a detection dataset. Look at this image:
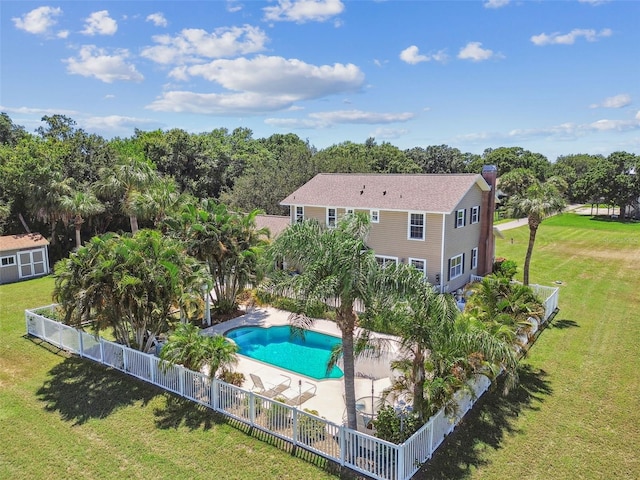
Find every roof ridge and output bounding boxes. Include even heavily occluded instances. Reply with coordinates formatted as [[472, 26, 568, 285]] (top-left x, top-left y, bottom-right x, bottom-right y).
[[316, 172, 479, 177]]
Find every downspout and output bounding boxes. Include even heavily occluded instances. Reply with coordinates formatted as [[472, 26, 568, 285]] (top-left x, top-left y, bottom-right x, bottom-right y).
[[440, 213, 446, 293], [44, 246, 51, 275]]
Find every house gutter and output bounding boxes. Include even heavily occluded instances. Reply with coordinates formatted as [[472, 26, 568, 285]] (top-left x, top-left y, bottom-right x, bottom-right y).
[[440, 213, 446, 293]]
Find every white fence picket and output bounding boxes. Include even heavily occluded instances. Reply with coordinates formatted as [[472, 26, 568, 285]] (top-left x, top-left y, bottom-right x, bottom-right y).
[[24, 306, 542, 480]]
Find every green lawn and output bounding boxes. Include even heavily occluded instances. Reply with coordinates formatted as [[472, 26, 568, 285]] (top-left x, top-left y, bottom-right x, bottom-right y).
[[2, 212, 639, 479], [421, 213, 640, 479], [0, 277, 341, 480]]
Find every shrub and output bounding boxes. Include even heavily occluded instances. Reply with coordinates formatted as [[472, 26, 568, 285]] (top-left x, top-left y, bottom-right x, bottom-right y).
[[297, 409, 326, 443], [493, 258, 518, 280], [267, 397, 290, 429], [254, 289, 329, 319], [219, 370, 245, 386], [373, 405, 422, 444]]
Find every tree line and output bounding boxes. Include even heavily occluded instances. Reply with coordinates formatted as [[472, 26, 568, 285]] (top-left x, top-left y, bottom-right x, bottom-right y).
[[1, 112, 638, 261]]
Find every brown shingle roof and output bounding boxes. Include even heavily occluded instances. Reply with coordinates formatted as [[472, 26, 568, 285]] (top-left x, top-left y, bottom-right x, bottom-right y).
[[255, 215, 290, 239], [281, 173, 489, 213], [0, 233, 49, 252]]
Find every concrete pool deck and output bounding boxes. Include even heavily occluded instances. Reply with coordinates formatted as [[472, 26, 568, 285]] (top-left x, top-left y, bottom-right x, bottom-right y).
[[201, 306, 396, 425]]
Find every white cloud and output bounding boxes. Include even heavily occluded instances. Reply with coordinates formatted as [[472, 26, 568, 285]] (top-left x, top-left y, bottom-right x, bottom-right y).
[[484, 0, 510, 9], [590, 94, 632, 109], [370, 127, 410, 140], [174, 55, 364, 97], [457, 42, 502, 62], [64, 45, 144, 83], [265, 117, 321, 128], [0, 105, 79, 116], [265, 110, 413, 129], [578, 0, 610, 5], [141, 25, 268, 65], [459, 112, 640, 145], [148, 56, 364, 115], [12, 6, 62, 36], [81, 10, 117, 36], [227, 1, 243, 13], [400, 46, 428, 65], [530, 28, 612, 46], [263, 0, 344, 23], [400, 45, 448, 65], [146, 13, 168, 27], [83, 114, 156, 131], [147, 91, 297, 114], [309, 110, 414, 124], [57, 30, 69, 39]]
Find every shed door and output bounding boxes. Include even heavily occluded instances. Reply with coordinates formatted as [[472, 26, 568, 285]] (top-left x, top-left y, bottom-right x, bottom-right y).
[[18, 248, 47, 279]]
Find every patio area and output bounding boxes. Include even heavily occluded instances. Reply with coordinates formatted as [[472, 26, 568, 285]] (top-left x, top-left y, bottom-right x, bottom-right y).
[[201, 306, 398, 426]]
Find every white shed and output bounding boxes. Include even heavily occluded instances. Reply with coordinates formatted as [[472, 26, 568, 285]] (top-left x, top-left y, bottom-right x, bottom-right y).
[[0, 233, 50, 284]]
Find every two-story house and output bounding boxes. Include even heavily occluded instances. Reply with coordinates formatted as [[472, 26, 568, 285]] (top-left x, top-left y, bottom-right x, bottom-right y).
[[280, 165, 497, 293]]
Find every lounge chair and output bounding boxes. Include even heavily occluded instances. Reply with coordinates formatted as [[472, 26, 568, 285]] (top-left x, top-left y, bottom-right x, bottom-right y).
[[285, 381, 317, 407], [250, 373, 291, 398]]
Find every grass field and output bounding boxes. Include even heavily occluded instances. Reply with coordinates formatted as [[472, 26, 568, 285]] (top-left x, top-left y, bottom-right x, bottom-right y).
[[0, 277, 340, 480], [421, 213, 640, 479], [1, 212, 639, 479]]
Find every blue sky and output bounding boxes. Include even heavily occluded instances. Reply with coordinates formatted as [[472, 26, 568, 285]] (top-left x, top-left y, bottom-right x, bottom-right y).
[[2, 0, 639, 161]]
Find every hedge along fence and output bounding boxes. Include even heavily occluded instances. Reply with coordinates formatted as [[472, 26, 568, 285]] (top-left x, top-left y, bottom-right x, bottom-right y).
[[468, 277, 560, 322], [26, 305, 502, 480]]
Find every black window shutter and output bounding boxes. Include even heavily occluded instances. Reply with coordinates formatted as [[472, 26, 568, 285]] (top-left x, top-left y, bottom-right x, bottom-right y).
[[464, 209, 467, 226], [454, 212, 458, 229], [462, 253, 466, 274], [447, 258, 452, 280]]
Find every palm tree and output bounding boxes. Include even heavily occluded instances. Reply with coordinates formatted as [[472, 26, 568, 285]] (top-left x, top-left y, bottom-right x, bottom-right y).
[[159, 322, 238, 378], [59, 188, 105, 248], [96, 156, 158, 233], [465, 275, 545, 346], [128, 176, 187, 229], [387, 277, 519, 421], [389, 279, 459, 421], [28, 172, 74, 246], [509, 180, 565, 285], [267, 213, 401, 431], [165, 200, 268, 314], [53, 230, 208, 352]]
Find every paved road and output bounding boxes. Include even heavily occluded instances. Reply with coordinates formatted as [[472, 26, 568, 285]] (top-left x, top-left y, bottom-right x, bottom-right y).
[[495, 204, 583, 232]]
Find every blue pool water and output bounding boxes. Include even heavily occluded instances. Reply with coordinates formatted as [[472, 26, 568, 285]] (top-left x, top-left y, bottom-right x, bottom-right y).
[[225, 325, 344, 380]]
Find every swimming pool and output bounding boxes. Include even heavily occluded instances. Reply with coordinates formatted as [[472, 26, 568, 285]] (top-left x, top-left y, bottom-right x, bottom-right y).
[[225, 325, 344, 380]]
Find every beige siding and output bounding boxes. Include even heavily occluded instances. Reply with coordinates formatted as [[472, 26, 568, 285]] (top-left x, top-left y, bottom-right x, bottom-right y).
[[366, 211, 443, 285], [443, 186, 484, 291], [303, 206, 328, 224], [291, 184, 486, 292]]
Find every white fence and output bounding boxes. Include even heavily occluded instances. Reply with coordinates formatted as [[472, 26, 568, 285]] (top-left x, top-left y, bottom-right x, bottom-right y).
[[26, 306, 499, 480]]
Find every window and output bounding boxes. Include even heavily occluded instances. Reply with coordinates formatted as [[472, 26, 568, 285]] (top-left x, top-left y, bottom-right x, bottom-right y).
[[1, 255, 16, 267], [449, 253, 464, 280], [471, 247, 478, 270], [295, 206, 304, 223], [375, 255, 398, 269], [455, 209, 466, 228], [326, 208, 337, 227], [345, 208, 354, 215], [471, 206, 480, 224], [408, 212, 425, 240], [370, 209, 379, 223], [409, 258, 426, 278]]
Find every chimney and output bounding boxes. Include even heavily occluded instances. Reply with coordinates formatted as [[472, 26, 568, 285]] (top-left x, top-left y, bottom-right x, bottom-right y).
[[478, 165, 497, 276]]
